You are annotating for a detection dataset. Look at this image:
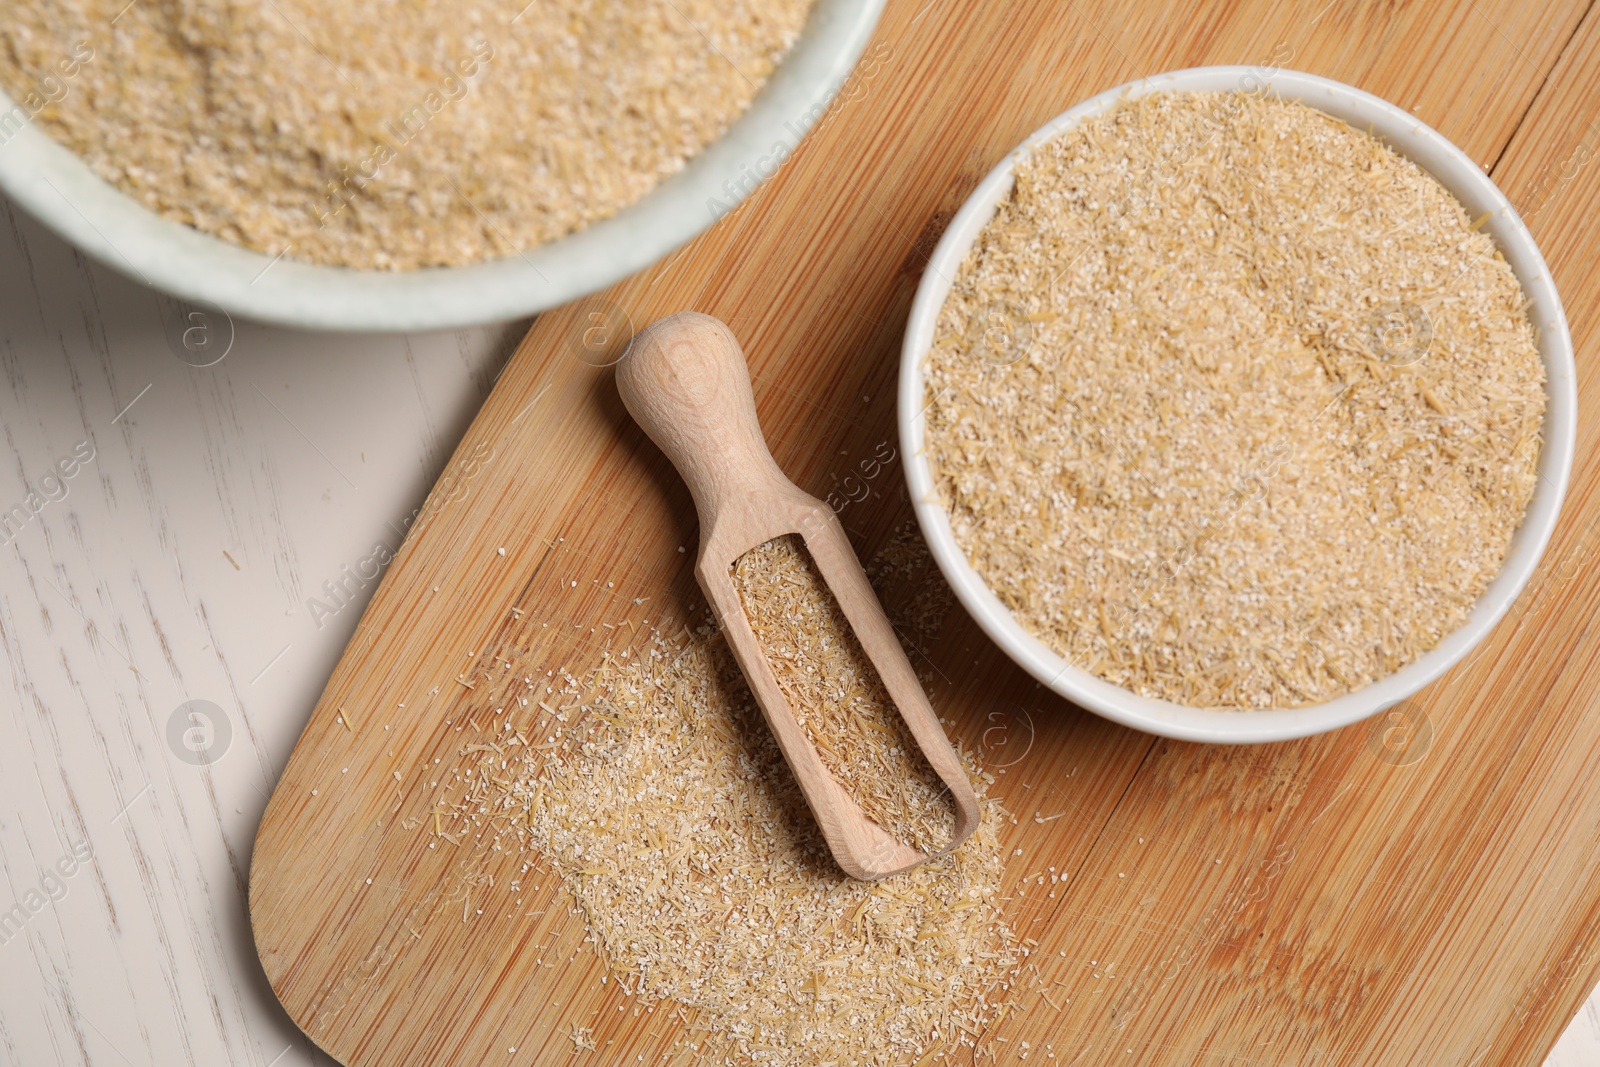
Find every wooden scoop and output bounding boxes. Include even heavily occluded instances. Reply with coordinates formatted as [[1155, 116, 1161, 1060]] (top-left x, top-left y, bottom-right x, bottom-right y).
[[615, 311, 980, 880]]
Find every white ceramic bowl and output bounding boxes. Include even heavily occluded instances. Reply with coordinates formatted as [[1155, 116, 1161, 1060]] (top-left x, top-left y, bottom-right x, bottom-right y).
[[900, 66, 1577, 744], [0, 0, 884, 331]]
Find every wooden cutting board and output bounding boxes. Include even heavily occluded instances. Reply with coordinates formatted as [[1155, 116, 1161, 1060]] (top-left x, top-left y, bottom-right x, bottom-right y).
[[249, 1, 1600, 1064]]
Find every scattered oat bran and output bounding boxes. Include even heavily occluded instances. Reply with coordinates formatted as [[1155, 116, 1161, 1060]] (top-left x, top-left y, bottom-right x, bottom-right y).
[[0, 0, 813, 269], [567, 1022, 596, 1053], [924, 90, 1545, 708], [436, 527, 1019, 1066], [731, 533, 955, 855]]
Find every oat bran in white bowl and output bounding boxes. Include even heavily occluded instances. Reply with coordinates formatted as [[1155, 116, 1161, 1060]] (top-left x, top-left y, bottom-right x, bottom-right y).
[[0, 0, 884, 330], [899, 67, 1576, 744]]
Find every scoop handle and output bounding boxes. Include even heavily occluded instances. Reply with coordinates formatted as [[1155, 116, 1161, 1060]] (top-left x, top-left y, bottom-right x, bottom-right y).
[[614, 312, 790, 524]]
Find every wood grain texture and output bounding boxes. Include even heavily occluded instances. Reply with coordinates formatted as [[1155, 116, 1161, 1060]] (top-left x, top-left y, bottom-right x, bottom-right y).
[[249, 1, 1600, 1065]]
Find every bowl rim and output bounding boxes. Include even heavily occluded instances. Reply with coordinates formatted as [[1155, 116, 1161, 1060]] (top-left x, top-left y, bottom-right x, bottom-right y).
[[898, 65, 1578, 744], [0, 0, 885, 332]]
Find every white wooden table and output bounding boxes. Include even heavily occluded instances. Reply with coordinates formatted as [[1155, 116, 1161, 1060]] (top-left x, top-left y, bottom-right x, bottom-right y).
[[0, 199, 1595, 1067]]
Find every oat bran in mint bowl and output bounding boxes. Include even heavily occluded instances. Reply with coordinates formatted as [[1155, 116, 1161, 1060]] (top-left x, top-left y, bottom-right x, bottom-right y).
[[899, 66, 1576, 745]]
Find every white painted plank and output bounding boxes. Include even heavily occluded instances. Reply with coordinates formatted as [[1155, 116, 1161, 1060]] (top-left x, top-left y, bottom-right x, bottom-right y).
[[0, 201, 524, 1066]]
